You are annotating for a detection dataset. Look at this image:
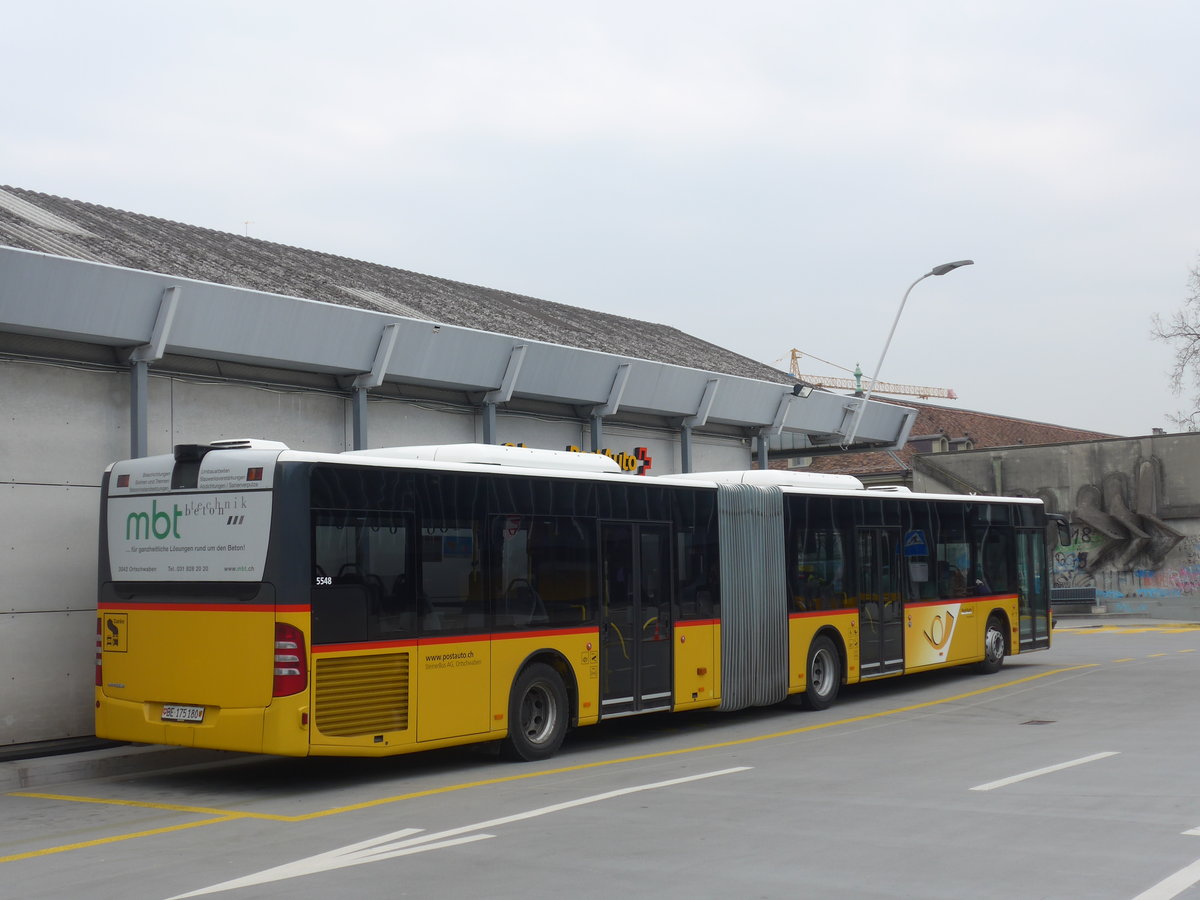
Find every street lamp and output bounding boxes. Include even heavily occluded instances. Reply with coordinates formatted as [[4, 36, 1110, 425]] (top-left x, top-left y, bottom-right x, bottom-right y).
[[843, 259, 973, 448]]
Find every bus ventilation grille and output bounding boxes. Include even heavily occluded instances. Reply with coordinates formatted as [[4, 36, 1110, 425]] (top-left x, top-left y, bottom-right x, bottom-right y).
[[314, 653, 410, 736]]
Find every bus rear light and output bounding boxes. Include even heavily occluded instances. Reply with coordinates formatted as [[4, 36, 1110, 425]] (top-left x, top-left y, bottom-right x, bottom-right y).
[[95, 618, 103, 687], [273, 623, 308, 697]]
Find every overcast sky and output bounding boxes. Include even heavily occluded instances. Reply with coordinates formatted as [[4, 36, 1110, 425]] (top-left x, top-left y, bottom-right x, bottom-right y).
[[4, 1, 1198, 436]]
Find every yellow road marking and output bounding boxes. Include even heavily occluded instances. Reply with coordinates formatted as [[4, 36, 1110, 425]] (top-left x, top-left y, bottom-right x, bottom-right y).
[[1180, 649, 1197, 654], [3, 662, 1096, 864], [8, 793, 274, 819], [1149, 652, 1168, 658], [1056, 625, 1200, 634], [0, 816, 236, 864], [1114, 658, 1135, 663]]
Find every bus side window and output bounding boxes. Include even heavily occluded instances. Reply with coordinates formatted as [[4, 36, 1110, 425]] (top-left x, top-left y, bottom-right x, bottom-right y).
[[311, 512, 416, 643], [493, 516, 598, 628], [904, 502, 937, 601], [676, 499, 719, 621], [419, 523, 482, 633], [974, 526, 1016, 594], [932, 502, 969, 599], [789, 497, 847, 611]]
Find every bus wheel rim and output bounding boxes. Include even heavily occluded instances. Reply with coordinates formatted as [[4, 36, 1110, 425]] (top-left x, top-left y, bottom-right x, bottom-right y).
[[521, 683, 556, 744], [986, 626, 1005, 662], [812, 648, 833, 695]]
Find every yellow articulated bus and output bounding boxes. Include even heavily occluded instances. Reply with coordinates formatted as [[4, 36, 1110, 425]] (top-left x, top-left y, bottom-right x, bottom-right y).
[[97, 440, 1054, 761]]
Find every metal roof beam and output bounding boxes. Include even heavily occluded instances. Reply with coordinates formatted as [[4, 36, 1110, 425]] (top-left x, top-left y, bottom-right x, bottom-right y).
[[594, 363, 631, 417], [353, 322, 401, 390], [769, 392, 792, 435], [129, 286, 179, 363], [683, 378, 720, 428], [484, 344, 527, 405]]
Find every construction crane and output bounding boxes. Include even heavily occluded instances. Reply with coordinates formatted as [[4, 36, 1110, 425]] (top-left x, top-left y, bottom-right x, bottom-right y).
[[785, 349, 958, 400]]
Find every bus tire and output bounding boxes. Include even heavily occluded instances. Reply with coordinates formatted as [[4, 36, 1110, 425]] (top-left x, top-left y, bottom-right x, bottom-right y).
[[800, 634, 841, 710], [503, 662, 568, 761], [977, 616, 1006, 674]]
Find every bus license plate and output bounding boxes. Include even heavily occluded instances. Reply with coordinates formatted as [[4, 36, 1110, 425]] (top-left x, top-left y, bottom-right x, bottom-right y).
[[162, 704, 205, 723]]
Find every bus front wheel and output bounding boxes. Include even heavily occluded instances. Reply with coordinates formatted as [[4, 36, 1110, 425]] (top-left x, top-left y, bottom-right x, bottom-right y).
[[977, 616, 1007, 674], [503, 662, 568, 761], [799, 635, 841, 710]]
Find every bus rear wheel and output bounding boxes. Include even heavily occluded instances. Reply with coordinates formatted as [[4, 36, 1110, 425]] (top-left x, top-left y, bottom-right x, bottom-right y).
[[977, 616, 1007, 674], [799, 634, 841, 710], [503, 662, 568, 761]]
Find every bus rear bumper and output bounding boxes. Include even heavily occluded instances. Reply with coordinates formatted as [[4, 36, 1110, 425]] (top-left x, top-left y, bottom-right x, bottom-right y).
[[95, 694, 308, 756]]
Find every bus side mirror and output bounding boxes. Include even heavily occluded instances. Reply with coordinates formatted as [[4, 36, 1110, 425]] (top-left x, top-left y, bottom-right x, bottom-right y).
[[1046, 513, 1071, 547]]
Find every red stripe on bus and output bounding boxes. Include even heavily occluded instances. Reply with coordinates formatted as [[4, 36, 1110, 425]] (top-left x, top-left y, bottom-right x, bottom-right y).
[[905, 595, 1017, 609], [492, 626, 597, 641], [415, 633, 494, 647], [789, 608, 857, 620], [312, 626, 599, 655], [675, 618, 719, 627], [314, 639, 420, 653], [97, 602, 312, 613], [96, 602, 278, 613]]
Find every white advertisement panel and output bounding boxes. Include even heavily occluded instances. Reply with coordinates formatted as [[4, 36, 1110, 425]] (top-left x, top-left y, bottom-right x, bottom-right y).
[[107, 490, 273, 581]]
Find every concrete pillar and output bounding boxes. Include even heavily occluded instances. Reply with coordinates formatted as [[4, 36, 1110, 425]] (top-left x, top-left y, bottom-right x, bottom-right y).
[[130, 359, 149, 458], [482, 401, 498, 444], [352, 387, 369, 450], [680, 424, 694, 473], [590, 412, 604, 453]]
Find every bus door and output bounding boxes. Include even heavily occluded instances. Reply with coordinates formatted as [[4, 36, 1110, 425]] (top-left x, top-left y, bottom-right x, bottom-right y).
[[1016, 529, 1051, 650], [857, 528, 904, 678], [600, 522, 672, 717]]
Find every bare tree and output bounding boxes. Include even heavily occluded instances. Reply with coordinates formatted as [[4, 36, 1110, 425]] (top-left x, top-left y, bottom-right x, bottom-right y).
[[1152, 259, 1200, 431]]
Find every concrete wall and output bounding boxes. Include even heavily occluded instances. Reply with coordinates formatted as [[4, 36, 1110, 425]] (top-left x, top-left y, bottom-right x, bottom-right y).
[[2, 360, 128, 745], [912, 433, 1200, 617], [0, 356, 749, 746]]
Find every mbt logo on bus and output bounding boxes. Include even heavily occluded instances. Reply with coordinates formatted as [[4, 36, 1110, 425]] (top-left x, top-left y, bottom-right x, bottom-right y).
[[125, 499, 183, 541], [124, 496, 249, 541]]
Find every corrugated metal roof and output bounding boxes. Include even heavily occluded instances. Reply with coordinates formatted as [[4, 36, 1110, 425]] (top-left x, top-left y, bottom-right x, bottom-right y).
[[0, 188, 94, 236]]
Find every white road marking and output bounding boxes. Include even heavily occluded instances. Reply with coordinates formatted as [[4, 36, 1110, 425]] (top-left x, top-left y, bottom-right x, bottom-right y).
[[1131, 856, 1200, 900], [167, 766, 751, 898], [969, 751, 1120, 792]]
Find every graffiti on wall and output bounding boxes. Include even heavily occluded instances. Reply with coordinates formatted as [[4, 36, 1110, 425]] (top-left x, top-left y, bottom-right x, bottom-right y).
[[1048, 457, 1189, 599], [1052, 528, 1200, 596], [1052, 524, 1108, 589]]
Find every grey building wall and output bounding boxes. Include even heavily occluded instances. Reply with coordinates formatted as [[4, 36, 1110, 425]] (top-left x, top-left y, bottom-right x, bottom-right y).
[[2, 360, 125, 746], [0, 355, 747, 747], [912, 433, 1200, 618]]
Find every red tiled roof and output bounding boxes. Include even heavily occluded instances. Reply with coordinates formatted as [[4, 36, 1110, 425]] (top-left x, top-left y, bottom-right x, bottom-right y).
[[789, 398, 1116, 477]]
